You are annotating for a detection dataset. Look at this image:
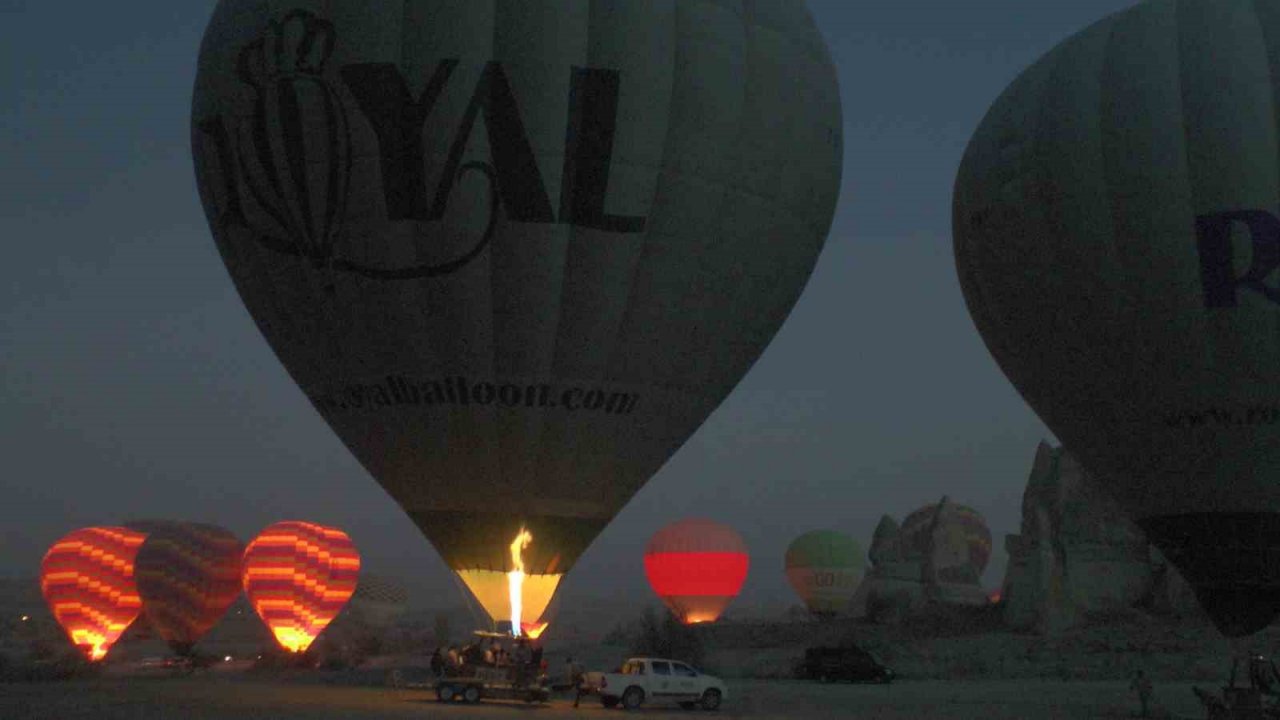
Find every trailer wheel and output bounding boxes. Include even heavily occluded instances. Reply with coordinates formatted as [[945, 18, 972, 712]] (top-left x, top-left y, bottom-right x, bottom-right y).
[[463, 685, 481, 703], [436, 684, 453, 702]]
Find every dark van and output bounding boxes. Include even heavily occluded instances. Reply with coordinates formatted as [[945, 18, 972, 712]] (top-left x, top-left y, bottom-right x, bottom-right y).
[[799, 646, 894, 684]]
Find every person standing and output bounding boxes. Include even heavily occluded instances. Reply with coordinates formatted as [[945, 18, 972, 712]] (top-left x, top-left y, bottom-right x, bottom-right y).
[[1130, 669, 1154, 718], [430, 647, 444, 679], [513, 638, 532, 687], [567, 656, 585, 708]]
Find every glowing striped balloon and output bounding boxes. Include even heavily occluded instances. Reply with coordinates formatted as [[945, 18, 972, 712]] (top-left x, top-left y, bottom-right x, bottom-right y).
[[126, 520, 245, 656], [40, 527, 147, 661], [242, 521, 360, 653], [644, 518, 749, 625]]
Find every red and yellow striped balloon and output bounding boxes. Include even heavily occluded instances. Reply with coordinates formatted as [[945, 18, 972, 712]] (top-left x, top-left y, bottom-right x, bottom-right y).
[[242, 521, 360, 652], [40, 527, 147, 661]]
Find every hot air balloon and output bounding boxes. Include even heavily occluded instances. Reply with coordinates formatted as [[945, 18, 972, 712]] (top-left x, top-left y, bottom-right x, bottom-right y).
[[191, 2, 841, 635], [124, 521, 244, 656], [784, 530, 864, 617], [644, 519, 748, 624], [897, 499, 991, 585], [953, 0, 1280, 636], [347, 573, 409, 629], [40, 527, 147, 661], [242, 521, 360, 653]]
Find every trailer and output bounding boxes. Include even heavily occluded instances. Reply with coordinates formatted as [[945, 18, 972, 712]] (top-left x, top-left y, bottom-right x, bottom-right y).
[[433, 632, 550, 705], [1193, 654, 1280, 720], [435, 666, 550, 704]]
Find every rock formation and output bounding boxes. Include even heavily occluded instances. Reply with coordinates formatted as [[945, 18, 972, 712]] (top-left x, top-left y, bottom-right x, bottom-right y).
[[1000, 441, 1201, 633]]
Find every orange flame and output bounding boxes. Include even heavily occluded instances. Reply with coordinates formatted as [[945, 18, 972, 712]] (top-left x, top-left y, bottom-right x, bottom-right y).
[[508, 528, 532, 637]]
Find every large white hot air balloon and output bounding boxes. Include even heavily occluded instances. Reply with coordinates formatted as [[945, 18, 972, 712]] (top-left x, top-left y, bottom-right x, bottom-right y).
[[954, 0, 1280, 636], [192, 2, 842, 636]]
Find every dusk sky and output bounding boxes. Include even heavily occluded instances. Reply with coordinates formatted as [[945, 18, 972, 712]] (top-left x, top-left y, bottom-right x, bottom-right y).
[[0, 1, 1140, 614]]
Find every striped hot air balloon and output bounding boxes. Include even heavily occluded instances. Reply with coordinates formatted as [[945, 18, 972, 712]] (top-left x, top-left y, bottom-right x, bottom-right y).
[[125, 520, 245, 656], [40, 527, 147, 661], [241, 521, 360, 653], [644, 519, 748, 625], [898, 500, 992, 585], [348, 572, 409, 628]]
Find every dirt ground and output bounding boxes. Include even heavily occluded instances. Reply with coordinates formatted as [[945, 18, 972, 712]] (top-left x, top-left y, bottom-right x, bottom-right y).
[[0, 676, 1215, 719]]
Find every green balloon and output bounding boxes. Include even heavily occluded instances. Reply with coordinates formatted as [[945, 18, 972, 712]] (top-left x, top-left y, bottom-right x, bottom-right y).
[[954, 0, 1280, 636], [785, 530, 864, 616]]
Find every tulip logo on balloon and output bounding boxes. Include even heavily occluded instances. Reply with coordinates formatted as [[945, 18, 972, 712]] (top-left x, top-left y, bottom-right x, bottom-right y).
[[193, 9, 647, 283]]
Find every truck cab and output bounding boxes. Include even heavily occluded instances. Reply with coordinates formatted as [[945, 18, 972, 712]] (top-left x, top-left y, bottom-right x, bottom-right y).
[[587, 657, 727, 711]]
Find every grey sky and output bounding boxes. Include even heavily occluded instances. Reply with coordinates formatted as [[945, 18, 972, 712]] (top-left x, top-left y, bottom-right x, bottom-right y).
[[0, 1, 1137, 611]]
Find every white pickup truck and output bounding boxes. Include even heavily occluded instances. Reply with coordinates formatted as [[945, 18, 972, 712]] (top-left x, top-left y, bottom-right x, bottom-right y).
[[585, 657, 727, 711]]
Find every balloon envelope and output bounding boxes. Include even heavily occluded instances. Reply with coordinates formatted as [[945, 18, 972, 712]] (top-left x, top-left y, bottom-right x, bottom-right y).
[[126, 520, 244, 655], [898, 501, 991, 583], [40, 527, 146, 661], [784, 530, 864, 616], [348, 572, 409, 629], [242, 521, 361, 653], [191, 1, 841, 627], [644, 518, 748, 624], [953, 0, 1280, 635]]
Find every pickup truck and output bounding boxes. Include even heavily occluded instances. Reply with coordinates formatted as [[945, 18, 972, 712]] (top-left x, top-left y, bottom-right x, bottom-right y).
[[584, 657, 727, 711]]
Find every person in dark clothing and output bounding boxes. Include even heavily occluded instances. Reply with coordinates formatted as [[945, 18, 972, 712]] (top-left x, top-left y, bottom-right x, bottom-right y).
[[430, 648, 445, 678], [567, 656, 585, 708], [1130, 670, 1154, 718], [513, 639, 532, 687]]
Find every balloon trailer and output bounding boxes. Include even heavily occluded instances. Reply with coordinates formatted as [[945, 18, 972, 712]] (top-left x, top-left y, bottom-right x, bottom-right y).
[[433, 632, 551, 705]]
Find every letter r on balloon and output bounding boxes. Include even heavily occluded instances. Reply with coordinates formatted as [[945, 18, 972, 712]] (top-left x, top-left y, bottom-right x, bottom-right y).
[[1196, 209, 1280, 307]]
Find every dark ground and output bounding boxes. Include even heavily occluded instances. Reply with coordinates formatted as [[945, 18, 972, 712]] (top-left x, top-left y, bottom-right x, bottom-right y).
[[0, 676, 1211, 719]]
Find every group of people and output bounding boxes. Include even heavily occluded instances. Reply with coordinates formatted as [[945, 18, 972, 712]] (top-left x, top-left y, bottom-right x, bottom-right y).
[[427, 641, 587, 704], [429, 638, 544, 683]]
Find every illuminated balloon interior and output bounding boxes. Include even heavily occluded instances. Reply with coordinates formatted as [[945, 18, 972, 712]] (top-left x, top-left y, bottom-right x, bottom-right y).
[[40, 527, 147, 661], [460, 563, 560, 635], [241, 521, 360, 653]]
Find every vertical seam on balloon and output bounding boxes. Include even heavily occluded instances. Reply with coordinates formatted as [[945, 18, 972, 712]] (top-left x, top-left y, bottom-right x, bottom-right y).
[[600, 1, 681, 384], [534, 1, 592, 555], [483, 1, 503, 555], [1253, 0, 1280, 362], [687, 0, 754, 389]]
